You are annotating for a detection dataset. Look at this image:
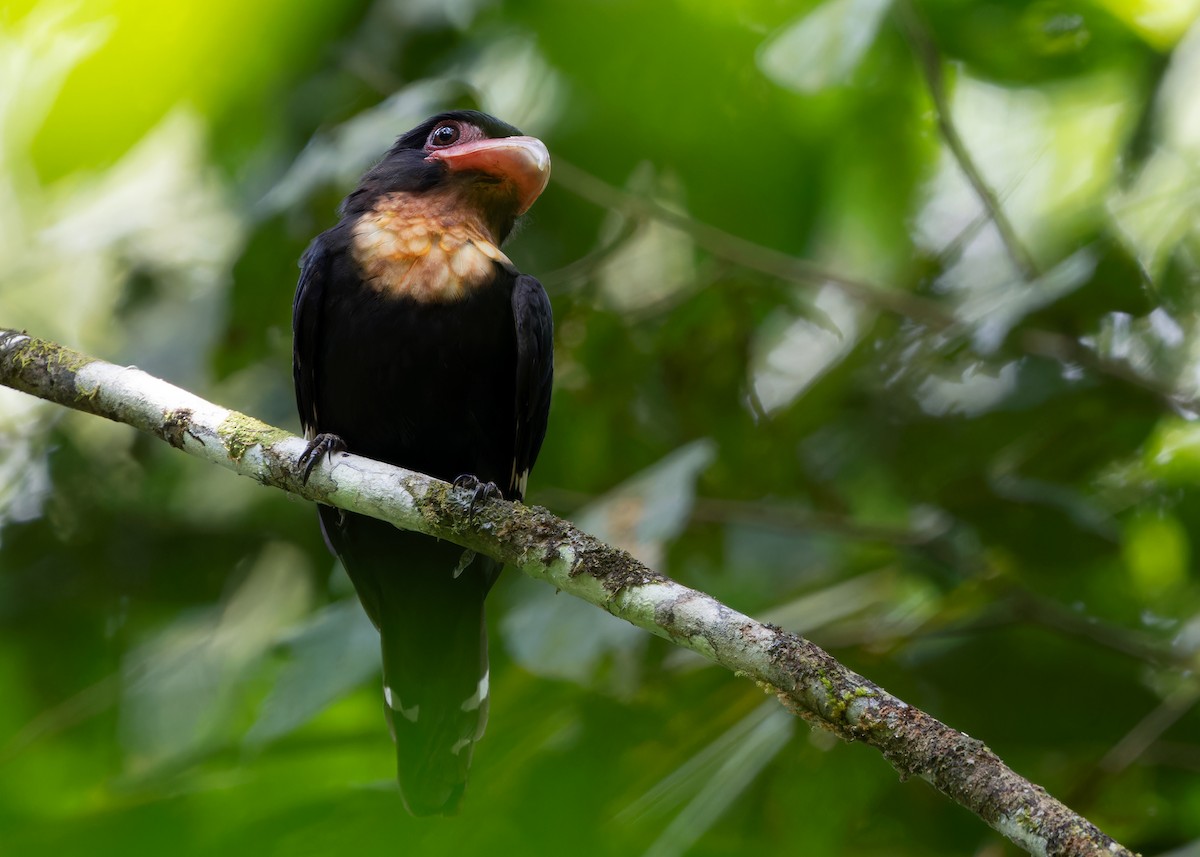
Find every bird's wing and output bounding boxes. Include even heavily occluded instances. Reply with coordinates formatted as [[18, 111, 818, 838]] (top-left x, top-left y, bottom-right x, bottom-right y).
[[510, 273, 554, 501], [293, 235, 330, 438]]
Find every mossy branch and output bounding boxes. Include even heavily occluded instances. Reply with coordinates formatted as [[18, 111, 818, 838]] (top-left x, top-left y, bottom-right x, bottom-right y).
[[0, 328, 1137, 857]]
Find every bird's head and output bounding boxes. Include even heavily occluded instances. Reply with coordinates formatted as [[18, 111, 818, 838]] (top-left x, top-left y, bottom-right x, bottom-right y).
[[350, 110, 551, 244]]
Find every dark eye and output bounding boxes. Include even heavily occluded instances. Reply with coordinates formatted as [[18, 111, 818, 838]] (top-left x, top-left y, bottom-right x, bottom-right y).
[[430, 124, 460, 146]]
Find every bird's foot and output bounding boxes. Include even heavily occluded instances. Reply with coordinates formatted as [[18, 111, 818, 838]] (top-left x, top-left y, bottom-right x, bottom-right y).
[[298, 432, 346, 484], [452, 474, 501, 519]]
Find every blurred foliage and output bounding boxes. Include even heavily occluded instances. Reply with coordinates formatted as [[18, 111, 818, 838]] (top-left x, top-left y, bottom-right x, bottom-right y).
[[2, 0, 1200, 854]]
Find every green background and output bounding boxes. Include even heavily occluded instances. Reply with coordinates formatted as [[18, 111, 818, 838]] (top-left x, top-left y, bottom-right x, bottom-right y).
[[2, 0, 1200, 853]]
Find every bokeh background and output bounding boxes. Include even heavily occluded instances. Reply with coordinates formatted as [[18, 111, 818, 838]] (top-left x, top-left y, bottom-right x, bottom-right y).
[[2, 0, 1200, 854]]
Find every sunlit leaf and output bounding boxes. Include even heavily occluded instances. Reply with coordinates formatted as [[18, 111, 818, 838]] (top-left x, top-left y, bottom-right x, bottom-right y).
[[1092, 0, 1200, 49], [757, 0, 892, 93], [968, 250, 1096, 354], [1109, 148, 1200, 280], [258, 79, 459, 216], [915, 72, 1135, 272], [1146, 419, 1200, 484], [0, 4, 110, 159], [1110, 22, 1200, 277], [597, 164, 696, 314], [1123, 512, 1189, 600], [458, 34, 566, 133], [750, 285, 863, 414]]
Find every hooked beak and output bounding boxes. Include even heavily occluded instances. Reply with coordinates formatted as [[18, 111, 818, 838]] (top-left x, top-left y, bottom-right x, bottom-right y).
[[426, 136, 551, 215]]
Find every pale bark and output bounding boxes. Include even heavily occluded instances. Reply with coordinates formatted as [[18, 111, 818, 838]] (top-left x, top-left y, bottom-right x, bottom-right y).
[[0, 328, 1138, 857]]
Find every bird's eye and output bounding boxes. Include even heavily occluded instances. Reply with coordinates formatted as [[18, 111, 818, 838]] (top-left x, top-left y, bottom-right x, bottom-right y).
[[430, 124, 460, 146]]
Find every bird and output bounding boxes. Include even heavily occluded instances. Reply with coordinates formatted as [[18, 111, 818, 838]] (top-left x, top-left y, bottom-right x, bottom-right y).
[[291, 110, 553, 815]]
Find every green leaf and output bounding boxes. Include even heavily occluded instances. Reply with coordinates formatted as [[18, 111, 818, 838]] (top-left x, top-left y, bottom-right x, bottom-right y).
[[757, 0, 893, 93], [1145, 419, 1200, 484], [244, 598, 379, 747], [119, 545, 312, 774], [1123, 511, 1189, 600]]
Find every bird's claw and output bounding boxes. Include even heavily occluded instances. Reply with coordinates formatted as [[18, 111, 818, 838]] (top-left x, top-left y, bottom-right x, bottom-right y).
[[299, 432, 346, 484], [453, 474, 501, 519]]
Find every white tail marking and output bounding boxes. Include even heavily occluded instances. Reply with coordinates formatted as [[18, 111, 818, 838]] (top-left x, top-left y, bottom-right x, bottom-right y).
[[384, 685, 420, 722], [461, 670, 489, 712]]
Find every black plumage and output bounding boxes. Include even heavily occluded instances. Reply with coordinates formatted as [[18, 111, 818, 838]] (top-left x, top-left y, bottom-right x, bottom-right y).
[[291, 111, 553, 815]]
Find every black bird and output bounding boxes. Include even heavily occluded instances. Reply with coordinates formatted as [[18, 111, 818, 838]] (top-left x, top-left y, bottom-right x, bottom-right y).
[[291, 111, 553, 815]]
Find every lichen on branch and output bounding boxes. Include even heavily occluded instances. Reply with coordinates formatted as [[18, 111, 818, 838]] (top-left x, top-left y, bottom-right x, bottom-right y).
[[0, 328, 1137, 857]]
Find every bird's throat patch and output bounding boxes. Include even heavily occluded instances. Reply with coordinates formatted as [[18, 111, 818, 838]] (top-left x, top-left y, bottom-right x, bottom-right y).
[[351, 192, 511, 302]]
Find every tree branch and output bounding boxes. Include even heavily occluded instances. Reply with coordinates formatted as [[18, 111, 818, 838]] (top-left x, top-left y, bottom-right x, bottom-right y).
[[0, 328, 1137, 857], [550, 158, 956, 328]]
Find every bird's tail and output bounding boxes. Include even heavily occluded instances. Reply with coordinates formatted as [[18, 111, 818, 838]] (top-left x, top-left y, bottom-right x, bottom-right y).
[[379, 559, 491, 816], [321, 509, 496, 816]]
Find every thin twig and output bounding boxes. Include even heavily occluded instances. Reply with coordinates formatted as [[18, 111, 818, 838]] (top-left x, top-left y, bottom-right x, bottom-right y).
[[538, 486, 946, 547], [897, 0, 1040, 281], [551, 159, 956, 328], [1018, 328, 1197, 413], [1007, 588, 1189, 669], [539, 212, 643, 292], [1067, 681, 1200, 809], [1100, 683, 1200, 775]]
